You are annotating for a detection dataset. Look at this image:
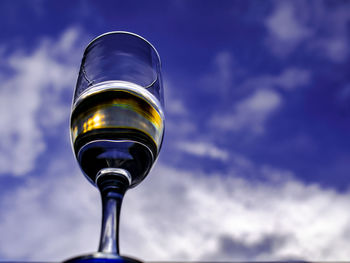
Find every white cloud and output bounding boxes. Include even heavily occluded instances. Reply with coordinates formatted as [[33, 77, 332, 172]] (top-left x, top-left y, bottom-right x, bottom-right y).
[[265, 2, 311, 57], [274, 68, 311, 90], [312, 36, 348, 63], [211, 89, 282, 134], [165, 99, 187, 115], [176, 141, 228, 161], [311, 6, 350, 63], [199, 51, 234, 95], [198, 52, 310, 136], [165, 119, 196, 139], [214, 51, 233, 90], [122, 164, 350, 261], [207, 66, 310, 135], [0, 27, 84, 176], [266, 2, 310, 42], [164, 79, 187, 116], [242, 68, 311, 91], [2, 157, 350, 261], [0, 155, 100, 261], [265, 1, 350, 62], [325, 38, 348, 63]]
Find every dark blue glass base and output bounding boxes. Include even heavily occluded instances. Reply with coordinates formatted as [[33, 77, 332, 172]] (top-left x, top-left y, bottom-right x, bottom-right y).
[[63, 253, 142, 263]]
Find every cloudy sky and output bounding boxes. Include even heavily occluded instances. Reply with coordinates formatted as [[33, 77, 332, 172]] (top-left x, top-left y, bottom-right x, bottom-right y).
[[0, 0, 350, 262]]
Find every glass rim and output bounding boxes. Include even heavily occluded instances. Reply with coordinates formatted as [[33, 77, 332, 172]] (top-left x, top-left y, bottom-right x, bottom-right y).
[[84, 31, 162, 66]]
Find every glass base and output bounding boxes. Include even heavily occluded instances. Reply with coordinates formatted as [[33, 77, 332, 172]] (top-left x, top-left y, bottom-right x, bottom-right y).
[[63, 253, 142, 263]]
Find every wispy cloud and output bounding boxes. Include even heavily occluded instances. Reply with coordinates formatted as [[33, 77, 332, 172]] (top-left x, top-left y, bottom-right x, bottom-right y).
[[265, 1, 311, 57], [176, 141, 228, 161], [199, 49, 310, 136], [265, 1, 350, 62], [199, 51, 235, 96], [242, 68, 311, 91], [164, 79, 188, 116], [309, 3, 350, 63], [0, 27, 85, 176], [211, 89, 282, 134]]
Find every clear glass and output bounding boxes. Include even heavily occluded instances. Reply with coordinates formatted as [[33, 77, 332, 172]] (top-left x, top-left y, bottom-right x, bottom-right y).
[[65, 31, 164, 263]]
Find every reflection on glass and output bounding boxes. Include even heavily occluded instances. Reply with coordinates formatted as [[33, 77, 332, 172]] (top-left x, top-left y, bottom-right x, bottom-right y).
[[65, 32, 164, 263]]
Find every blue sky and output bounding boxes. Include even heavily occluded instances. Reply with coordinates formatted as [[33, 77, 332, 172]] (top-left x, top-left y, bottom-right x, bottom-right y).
[[0, 0, 350, 261]]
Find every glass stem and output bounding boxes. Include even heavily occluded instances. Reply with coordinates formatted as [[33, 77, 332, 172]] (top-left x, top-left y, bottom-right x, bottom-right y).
[[96, 169, 130, 255]]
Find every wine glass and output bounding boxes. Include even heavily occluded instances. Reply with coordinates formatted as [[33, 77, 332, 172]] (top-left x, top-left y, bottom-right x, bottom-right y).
[[65, 31, 164, 263]]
